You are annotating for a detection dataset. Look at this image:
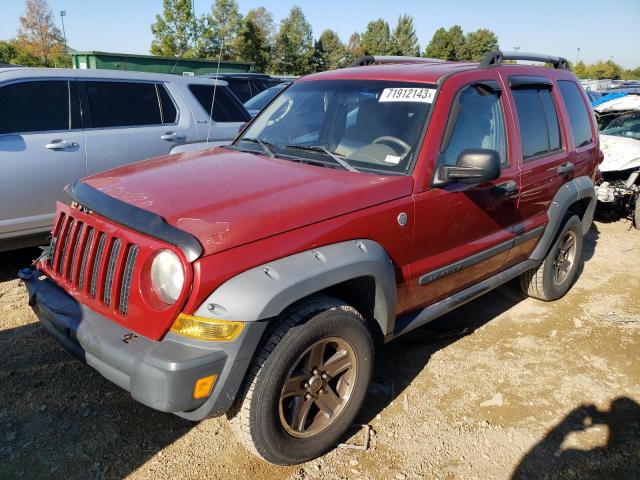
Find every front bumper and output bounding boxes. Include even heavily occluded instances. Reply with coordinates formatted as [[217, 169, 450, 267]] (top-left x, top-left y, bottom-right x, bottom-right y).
[[20, 267, 267, 420]]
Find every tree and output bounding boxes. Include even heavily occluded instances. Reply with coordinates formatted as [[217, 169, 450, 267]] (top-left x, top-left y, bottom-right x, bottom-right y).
[[0, 41, 17, 64], [312, 29, 347, 71], [150, 0, 197, 57], [586, 60, 623, 80], [198, 0, 243, 60], [462, 28, 498, 62], [346, 32, 364, 64], [236, 7, 274, 72], [572, 61, 588, 78], [361, 19, 392, 55], [424, 25, 465, 61], [271, 6, 314, 75], [15, 0, 66, 66], [391, 14, 419, 56]]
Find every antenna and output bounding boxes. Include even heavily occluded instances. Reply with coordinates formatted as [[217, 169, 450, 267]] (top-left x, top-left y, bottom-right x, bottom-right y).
[[205, 22, 227, 144]]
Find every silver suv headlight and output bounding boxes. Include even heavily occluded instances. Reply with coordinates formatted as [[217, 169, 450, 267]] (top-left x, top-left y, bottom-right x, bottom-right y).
[[150, 250, 184, 304]]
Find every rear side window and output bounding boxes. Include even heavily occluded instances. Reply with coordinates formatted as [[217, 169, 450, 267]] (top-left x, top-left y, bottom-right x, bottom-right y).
[[226, 79, 252, 102], [0, 81, 70, 134], [512, 87, 562, 161], [85, 81, 162, 128], [557, 80, 593, 148], [189, 85, 250, 123]]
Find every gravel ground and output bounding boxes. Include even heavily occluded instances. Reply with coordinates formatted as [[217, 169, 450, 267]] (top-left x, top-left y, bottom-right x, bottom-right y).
[[0, 219, 638, 480]]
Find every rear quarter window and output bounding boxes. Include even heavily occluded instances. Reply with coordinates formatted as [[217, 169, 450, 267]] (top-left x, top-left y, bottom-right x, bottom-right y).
[[557, 80, 593, 148], [188, 84, 250, 123]]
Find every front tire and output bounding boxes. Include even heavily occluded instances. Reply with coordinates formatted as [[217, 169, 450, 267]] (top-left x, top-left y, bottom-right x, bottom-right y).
[[520, 215, 583, 301], [228, 296, 375, 465]]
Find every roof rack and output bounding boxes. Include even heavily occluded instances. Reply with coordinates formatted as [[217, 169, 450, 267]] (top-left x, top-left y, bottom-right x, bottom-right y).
[[481, 50, 569, 70], [348, 55, 442, 68]]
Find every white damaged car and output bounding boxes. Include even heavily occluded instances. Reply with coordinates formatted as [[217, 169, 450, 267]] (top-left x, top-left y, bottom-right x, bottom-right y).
[[595, 95, 640, 228]]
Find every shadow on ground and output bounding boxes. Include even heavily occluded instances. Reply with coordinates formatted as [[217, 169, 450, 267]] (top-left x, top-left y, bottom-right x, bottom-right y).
[[512, 397, 640, 479], [0, 225, 604, 478]]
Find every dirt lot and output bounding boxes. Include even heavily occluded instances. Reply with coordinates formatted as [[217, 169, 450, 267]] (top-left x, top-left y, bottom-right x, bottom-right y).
[[1, 219, 639, 480]]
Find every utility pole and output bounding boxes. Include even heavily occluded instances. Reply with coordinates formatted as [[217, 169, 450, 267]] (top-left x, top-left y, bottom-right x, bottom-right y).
[[576, 47, 580, 65], [60, 11, 67, 51]]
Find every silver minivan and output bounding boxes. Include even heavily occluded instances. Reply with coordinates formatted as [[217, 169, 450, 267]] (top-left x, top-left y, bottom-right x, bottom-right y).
[[0, 68, 250, 251]]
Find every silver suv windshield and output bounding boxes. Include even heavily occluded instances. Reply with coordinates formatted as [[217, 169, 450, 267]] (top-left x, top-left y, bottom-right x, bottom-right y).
[[234, 79, 435, 173]]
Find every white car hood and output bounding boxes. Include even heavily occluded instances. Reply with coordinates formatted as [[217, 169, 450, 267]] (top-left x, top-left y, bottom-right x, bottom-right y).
[[595, 94, 640, 113], [599, 134, 640, 172]]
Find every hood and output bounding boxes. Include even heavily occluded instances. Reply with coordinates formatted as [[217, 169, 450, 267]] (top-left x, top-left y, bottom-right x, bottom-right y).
[[83, 148, 413, 256], [599, 134, 640, 172], [594, 94, 640, 114]]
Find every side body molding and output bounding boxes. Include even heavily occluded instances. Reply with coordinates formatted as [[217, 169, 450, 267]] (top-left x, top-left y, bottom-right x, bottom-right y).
[[194, 239, 398, 336], [530, 175, 595, 261]]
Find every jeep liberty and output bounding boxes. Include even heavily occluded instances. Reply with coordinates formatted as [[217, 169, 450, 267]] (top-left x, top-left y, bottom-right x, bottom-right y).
[[21, 51, 600, 465]]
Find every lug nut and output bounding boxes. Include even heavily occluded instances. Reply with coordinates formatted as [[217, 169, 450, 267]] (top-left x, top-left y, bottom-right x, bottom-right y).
[[318, 388, 324, 394], [303, 382, 309, 389], [305, 393, 311, 400], [313, 369, 319, 375], [321, 373, 328, 379]]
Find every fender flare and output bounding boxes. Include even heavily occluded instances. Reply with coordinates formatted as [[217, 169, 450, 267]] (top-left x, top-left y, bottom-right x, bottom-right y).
[[193, 239, 398, 336], [530, 175, 595, 261]]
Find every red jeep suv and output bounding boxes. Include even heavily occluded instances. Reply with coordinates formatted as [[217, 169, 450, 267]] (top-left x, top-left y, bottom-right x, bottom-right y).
[[21, 51, 600, 464]]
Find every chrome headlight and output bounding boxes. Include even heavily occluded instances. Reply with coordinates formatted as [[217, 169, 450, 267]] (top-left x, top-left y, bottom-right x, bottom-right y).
[[150, 250, 184, 304]]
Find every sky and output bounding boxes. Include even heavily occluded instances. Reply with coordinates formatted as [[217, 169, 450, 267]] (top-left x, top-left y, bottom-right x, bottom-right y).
[[1, 0, 639, 69]]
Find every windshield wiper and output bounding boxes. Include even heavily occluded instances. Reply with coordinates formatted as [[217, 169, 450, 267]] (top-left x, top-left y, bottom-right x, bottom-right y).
[[240, 137, 276, 158], [284, 145, 358, 172]]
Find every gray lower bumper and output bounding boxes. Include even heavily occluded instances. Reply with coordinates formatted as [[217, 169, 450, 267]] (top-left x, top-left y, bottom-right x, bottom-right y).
[[21, 268, 267, 420]]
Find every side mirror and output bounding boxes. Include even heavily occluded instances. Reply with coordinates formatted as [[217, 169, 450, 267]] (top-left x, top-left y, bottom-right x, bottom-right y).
[[439, 149, 501, 184]]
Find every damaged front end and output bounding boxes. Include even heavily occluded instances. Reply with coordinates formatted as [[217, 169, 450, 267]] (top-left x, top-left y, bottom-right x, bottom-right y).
[[594, 96, 640, 228]]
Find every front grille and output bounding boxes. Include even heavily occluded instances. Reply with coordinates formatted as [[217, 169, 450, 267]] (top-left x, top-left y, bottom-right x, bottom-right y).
[[45, 210, 140, 317]]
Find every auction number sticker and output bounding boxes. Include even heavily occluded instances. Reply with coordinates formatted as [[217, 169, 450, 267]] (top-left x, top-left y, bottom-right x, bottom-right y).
[[379, 87, 436, 103]]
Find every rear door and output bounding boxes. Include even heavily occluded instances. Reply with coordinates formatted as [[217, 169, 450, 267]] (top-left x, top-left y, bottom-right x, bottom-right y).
[[499, 74, 572, 264], [80, 80, 195, 175], [0, 79, 86, 238], [404, 69, 521, 311]]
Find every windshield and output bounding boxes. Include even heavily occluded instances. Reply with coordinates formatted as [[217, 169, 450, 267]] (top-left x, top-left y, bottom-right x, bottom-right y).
[[244, 84, 287, 111], [600, 111, 640, 140], [234, 79, 435, 173]]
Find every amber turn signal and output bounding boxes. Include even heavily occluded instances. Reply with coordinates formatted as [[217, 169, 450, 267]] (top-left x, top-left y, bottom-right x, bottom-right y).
[[193, 374, 217, 399], [170, 313, 244, 342]]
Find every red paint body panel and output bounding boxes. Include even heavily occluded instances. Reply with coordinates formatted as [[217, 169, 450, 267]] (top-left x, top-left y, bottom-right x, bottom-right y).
[[83, 149, 413, 257]]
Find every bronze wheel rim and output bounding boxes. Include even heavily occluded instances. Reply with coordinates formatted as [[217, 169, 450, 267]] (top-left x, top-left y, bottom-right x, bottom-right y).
[[553, 230, 577, 285], [279, 337, 357, 438]]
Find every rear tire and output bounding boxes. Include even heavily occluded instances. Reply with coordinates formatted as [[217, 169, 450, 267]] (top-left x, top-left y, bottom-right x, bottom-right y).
[[520, 215, 583, 301], [228, 295, 374, 465], [634, 196, 640, 230]]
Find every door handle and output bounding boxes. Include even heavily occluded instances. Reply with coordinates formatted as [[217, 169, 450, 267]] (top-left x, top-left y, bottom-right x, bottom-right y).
[[495, 180, 519, 197], [557, 161, 574, 175], [45, 140, 78, 150], [161, 132, 186, 141]]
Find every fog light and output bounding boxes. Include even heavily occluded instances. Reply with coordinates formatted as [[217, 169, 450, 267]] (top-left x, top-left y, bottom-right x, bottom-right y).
[[194, 374, 217, 399], [170, 313, 244, 341]]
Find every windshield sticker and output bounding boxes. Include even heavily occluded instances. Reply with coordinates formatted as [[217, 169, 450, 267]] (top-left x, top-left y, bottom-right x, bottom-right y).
[[384, 154, 402, 164], [379, 87, 436, 103]]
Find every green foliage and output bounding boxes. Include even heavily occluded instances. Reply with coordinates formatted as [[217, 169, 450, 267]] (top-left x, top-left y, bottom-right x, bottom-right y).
[[424, 25, 465, 60], [462, 28, 498, 62], [236, 7, 274, 71], [571, 60, 628, 80], [150, 0, 197, 57], [15, 0, 67, 67], [391, 14, 419, 56], [312, 29, 348, 71], [198, 0, 243, 60], [346, 32, 364, 64], [271, 6, 314, 75], [361, 19, 392, 55]]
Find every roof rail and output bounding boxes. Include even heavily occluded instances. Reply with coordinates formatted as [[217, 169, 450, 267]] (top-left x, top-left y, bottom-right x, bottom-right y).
[[348, 55, 442, 68], [480, 50, 569, 70]]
